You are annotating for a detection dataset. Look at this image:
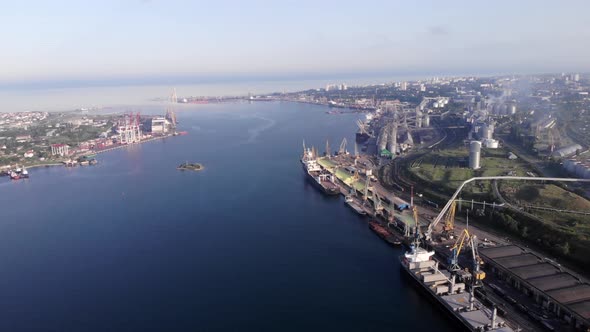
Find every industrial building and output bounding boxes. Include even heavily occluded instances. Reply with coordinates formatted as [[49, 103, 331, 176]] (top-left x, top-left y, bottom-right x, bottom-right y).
[[51, 144, 69, 156], [552, 144, 583, 158], [151, 117, 169, 134], [563, 159, 590, 179], [479, 245, 590, 330]]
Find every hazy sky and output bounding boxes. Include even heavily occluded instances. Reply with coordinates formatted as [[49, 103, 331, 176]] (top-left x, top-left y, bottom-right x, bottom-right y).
[[2, 0, 590, 85]]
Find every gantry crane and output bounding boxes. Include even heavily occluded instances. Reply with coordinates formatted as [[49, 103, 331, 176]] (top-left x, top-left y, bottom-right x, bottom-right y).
[[470, 235, 486, 283], [448, 229, 470, 272], [409, 205, 419, 238], [443, 200, 456, 237]]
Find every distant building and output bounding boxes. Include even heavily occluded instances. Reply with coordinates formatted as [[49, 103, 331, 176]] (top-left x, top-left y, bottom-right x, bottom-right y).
[[51, 144, 69, 156], [15, 135, 32, 142], [151, 117, 169, 134], [400, 82, 408, 91], [23, 150, 34, 158]]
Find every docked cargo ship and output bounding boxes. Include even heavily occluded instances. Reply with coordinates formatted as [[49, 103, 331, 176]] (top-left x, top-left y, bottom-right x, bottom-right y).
[[400, 239, 514, 332], [368, 221, 401, 245], [301, 148, 340, 195], [344, 195, 366, 215]]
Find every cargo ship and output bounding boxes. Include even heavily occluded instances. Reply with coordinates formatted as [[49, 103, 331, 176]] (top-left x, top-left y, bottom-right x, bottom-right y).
[[400, 238, 514, 332], [301, 147, 340, 196], [368, 221, 402, 245], [344, 196, 366, 215]]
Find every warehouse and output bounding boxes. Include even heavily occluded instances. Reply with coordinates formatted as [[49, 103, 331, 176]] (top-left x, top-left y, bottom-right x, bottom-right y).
[[479, 245, 590, 330]]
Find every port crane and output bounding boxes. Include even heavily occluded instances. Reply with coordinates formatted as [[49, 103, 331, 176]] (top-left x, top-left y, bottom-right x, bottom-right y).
[[372, 191, 384, 216], [448, 228, 470, 271], [409, 206, 419, 237], [338, 138, 348, 155], [442, 200, 456, 238]]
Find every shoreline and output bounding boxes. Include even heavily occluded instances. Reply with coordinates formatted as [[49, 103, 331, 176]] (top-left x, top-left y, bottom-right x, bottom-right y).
[[2, 133, 176, 171]]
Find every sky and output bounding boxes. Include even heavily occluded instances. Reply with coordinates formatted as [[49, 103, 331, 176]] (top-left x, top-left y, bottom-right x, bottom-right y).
[[2, 0, 590, 87]]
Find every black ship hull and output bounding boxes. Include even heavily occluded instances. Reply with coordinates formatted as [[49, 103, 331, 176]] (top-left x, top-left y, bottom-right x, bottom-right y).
[[356, 132, 370, 143]]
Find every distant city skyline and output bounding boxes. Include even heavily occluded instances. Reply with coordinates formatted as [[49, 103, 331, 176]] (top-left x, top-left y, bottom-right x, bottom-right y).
[[2, 0, 590, 87]]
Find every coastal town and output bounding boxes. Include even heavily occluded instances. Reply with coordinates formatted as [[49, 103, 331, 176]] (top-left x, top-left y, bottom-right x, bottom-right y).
[[0, 107, 182, 178]]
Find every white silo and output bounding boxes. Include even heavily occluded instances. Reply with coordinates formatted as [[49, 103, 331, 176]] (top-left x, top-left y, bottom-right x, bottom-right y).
[[509, 105, 517, 115], [424, 114, 430, 127], [469, 141, 482, 169]]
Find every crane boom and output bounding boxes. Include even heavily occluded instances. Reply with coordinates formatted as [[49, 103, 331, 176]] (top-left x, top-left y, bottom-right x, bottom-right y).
[[425, 176, 590, 241], [338, 138, 348, 155]]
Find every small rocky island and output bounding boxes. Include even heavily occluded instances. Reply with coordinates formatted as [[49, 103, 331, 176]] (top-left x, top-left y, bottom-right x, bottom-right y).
[[177, 162, 204, 171]]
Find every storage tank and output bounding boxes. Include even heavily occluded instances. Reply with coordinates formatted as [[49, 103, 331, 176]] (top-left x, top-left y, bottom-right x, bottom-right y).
[[469, 141, 482, 169]]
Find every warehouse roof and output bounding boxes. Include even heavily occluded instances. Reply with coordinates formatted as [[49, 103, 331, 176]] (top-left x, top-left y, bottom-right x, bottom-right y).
[[479, 245, 524, 259], [546, 285, 590, 305], [512, 263, 560, 280], [495, 253, 540, 269], [528, 273, 580, 292]]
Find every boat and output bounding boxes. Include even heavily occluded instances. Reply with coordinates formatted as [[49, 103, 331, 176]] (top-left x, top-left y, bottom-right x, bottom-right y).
[[400, 236, 515, 332], [368, 221, 401, 245], [301, 147, 340, 196], [9, 171, 20, 180], [20, 168, 29, 178], [345, 195, 366, 215]]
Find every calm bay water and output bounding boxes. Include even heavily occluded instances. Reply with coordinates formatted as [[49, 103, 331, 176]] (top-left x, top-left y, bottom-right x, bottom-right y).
[[0, 102, 454, 331]]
